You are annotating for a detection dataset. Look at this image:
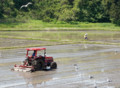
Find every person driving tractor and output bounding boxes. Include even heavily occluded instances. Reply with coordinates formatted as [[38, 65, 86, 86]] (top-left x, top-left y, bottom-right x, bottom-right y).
[[32, 50, 36, 58]]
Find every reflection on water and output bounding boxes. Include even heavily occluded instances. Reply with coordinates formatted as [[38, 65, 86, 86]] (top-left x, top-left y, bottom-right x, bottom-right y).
[[17, 70, 57, 88]]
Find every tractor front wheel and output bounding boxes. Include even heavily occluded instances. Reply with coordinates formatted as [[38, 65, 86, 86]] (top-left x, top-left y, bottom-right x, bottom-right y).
[[32, 59, 44, 70]]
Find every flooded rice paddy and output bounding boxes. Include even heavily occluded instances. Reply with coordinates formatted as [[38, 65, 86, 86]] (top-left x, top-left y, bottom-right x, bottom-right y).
[[0, 30, 120, 88], [0, 44, 120, 88], [1, 30, 120, 49]]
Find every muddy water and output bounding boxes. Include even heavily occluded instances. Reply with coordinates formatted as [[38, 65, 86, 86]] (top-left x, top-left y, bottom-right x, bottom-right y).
[[1, 30, 120, 48], [0, 44, 120, 88]]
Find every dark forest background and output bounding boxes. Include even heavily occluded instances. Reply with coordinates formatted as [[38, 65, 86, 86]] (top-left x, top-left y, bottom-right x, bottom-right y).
[[0, 0, 120, 25]]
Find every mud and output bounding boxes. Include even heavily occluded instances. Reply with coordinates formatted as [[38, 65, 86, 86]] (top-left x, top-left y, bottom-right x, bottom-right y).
[[0, 38, 57, 48], [0, 44, 120, 88]]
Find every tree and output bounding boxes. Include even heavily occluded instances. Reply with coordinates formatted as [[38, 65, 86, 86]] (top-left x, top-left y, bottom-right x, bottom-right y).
[[0, 0, 17, 21], [73, 0, 110, 22], [0, 1, 4, 18], [109, 0, 120, 25], [0, 0, 119, 25]]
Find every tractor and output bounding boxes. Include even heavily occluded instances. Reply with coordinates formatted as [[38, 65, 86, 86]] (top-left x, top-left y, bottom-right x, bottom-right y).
[[13, 48, 57, 72]]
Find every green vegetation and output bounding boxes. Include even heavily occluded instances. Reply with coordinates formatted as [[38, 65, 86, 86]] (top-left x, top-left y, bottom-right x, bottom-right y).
[[0, 20, 120, 31], [0, 0, 120, 26]]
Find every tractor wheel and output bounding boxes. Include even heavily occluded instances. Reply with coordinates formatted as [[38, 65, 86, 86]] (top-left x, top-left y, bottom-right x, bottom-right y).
[[51, 62, 57, 69], [37, 59, 45, 70], [32, 60, 37, 66], [32, 59, 44, 70]]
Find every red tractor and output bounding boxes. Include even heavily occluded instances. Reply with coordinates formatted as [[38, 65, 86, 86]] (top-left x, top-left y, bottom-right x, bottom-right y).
[[13, 48, 57, 72]]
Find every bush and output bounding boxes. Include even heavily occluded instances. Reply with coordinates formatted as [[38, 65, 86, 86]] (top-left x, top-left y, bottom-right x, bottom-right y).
[[42, 16, 52, 22], [113, 19, 120, 26]]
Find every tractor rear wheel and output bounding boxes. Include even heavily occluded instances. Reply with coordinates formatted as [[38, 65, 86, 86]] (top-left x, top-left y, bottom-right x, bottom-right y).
[[51, 62, 57, 69]]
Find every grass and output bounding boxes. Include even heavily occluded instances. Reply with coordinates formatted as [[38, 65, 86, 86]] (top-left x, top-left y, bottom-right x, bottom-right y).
[[0, 20, 120, 31]]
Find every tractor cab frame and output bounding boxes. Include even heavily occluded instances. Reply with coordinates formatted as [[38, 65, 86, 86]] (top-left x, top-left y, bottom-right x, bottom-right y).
[[26, 48, 46, 58]]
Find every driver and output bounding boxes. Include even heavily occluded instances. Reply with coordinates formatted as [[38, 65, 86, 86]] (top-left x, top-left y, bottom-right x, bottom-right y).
[[32, 50, 36, 58]]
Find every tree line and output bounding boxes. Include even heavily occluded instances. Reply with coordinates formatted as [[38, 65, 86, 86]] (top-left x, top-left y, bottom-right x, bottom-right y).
[[0, 0, 120, 25]]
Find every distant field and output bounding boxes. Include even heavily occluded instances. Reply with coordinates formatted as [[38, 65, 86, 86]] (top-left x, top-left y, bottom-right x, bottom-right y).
[[0, 20, 120, 31], [0, 31, 120, 49]]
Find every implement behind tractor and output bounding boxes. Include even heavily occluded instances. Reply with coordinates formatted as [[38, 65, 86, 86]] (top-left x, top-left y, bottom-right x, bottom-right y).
[[13, 48, 57, 72]]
